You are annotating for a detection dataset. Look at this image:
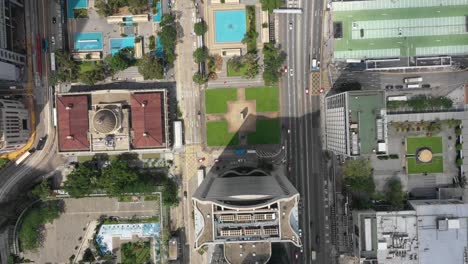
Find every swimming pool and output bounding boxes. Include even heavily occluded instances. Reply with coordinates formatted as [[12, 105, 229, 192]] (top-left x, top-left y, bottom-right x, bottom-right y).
[[67, 0, 88, 18], [153, 2, 162, 23], [214, 10, 246, 43], [156, 37, 163, 58], [74, 32, 103, 51], [110, 36, 135, 56]]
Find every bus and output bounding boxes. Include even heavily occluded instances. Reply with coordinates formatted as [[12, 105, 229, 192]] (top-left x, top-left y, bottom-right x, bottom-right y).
[[15, 151, 31, 165], [387, 96, 408, 101], [403, 77, 423, 83], [407, 84, 420, 89], [50, 52, 56, 71]]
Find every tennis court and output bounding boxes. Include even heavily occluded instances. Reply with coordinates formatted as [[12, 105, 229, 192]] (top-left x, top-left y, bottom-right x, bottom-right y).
[[332, 0, 468, 59]]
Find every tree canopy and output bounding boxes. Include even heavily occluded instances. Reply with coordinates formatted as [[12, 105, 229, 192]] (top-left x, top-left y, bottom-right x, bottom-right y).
[[31, 179, 51, 200], [384, 178, 406, 209], [261, 0, 283, 13], [100, 161, 139, 196], [193, 46, 209, 63], [137, 54, 164, 80], [194, 21, 208, 36], [241, 53, 260, 79], [193, 72, 208, 85], [105, 48, 135, 73], [63, 164, 99, 198], [262, 43, 286, 85], [158, 14, 177, 64], [343, 159, 375, 193]]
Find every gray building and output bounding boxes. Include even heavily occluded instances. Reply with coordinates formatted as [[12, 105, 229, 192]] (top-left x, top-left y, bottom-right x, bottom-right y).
[[325, 90, 387, 157], [352, 199, 468, 264], [0, 99, 30, 153], [192, 168, 301, 264]]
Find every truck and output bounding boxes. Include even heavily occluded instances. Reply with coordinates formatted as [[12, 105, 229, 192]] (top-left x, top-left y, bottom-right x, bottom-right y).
[[235, 149, 247, 155], [197, 168, 205, 186], [311, 250, 316, 261], [173, 121, 183, 149], [403, 76, 423, 84]]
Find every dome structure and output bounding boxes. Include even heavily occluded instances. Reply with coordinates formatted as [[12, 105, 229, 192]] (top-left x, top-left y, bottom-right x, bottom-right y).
[[93, 109, 118, 134], [417, 148, 433, 163]]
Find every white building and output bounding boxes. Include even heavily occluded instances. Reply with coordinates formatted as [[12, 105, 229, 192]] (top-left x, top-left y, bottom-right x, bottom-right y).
[[0, 99, 30, 153]]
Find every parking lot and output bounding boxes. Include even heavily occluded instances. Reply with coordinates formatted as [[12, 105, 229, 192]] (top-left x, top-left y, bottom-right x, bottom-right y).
[[24, 197, 161, 264]]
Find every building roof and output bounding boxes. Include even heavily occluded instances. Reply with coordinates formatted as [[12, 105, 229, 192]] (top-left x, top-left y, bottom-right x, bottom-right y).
[[57, 95, 90, 151], [130, 92, 165, 148]]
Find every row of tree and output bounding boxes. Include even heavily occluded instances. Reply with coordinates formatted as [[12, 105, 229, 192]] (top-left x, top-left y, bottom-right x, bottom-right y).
[[387, 95, 453, 111], [95, 0, 148, 17]]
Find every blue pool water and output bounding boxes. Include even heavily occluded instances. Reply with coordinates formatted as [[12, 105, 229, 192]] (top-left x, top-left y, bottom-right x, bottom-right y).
[[67, 0, 88, 18], [156, 37, 163, 58], [74, 32, 103, 51], [153, 2, 162, 22], [214, 10, 246, 43], [110, 36, 135, 56]]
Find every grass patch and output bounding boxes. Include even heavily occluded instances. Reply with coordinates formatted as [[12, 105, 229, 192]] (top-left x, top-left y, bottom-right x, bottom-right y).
[[205, 88, 237, 114], [206, 121, 239, 146], [79, 61, 100, 73], [144, 195, 160, 201], [77, 156, 94, 162], [245, 86, 279, 112], [406, 136, 442, 154], [227, 62, 248, 77], [102, 216, 160, 225], [118, 196, 134, 202], [141, 153, 161, 159], [0, 158, 9, 169], [247, 118, 280, 145], [121, 241, 151, 264], [407, 157, 443, 174]]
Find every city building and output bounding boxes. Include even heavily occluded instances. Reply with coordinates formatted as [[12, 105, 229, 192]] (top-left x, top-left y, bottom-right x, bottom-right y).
[[192, 168, 301, 264], [0, 0, 25, 81], [0, 99, 30, 153], [56, 89, 168, 155], [352, 199, 468, 264], [325, 90, 387, 157]]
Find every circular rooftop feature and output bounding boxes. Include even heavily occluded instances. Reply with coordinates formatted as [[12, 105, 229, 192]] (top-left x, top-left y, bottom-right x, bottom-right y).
[[417, 148, 433, 163], [93, 109, 118, 134]]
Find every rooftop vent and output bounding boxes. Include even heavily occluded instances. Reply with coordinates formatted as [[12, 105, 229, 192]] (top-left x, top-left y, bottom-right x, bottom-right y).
[[66, 135, 74, 140], [143, 132, 148, 137], [141, 100, 148, 107], [66, 103, 74, 110]]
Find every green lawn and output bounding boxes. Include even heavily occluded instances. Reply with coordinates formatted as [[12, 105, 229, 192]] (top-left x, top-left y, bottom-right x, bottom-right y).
[[406, 136, 443, 154], [407, 157, 444, 174], [205, 89, 237, 114], [141, 153, 161, 159], [227, 62, 248, 77], [206, 121, 239, 146], [79, 61, 97, 73], [121, 242, 151, 264], [247, 118, 280, 145], [245, 86, 279, 112]]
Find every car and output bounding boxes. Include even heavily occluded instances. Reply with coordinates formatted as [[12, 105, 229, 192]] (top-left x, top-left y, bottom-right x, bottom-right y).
[[295, 252, 299, 259], [422, 84, 431, 88], [288, 165, 292, 172], [198, 157, 205, 162], [214, 158, 220, 163], [395, 85, 403, 89], [385, 85, 393, 89], [52, 17, 56, 24], [51, 36, 55, 45], [289, 22, 293, 30], [284, 65, 288, 73], [319, 88, 324, 94], [289, 69, 294, 76], [316, 234, 320, 245], [36, 135, 47, 150], [305, 87, 309, 95], [183, 191, 187, 201], [287, 129, 291, 134]]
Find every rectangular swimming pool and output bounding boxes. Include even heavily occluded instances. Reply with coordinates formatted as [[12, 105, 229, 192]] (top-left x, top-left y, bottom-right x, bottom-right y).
[[214, 10, 247, 43], [110, 36, 135, 56], [67, 0, 88, 18], [74, 32, 103, 51]]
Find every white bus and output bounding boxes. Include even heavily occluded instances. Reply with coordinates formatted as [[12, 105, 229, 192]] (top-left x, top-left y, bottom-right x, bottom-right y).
[[403, 77, 422, 83], [50, 52, 56, 71], [15, 151, 31, 165], [387, 96, 408, 101], [173, 121, 183, 149], [407, 84, 420, 89]]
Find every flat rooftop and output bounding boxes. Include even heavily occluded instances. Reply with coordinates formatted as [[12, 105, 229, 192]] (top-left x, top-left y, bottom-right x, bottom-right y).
[[332, 0, 468, 59], [347, 90, 385, 154]]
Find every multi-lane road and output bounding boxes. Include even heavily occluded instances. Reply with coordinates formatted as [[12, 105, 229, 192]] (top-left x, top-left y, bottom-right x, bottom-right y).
[[279, 0, 330, 263]]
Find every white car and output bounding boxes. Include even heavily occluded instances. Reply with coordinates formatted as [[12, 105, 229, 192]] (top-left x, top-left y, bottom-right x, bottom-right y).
[[51, 36, 55, 45], [289, 22, 293, 30], [289, 69, 294, 76]]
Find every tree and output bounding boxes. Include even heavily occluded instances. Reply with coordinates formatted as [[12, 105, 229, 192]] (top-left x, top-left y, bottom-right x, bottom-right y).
[[100, 160, 139, 196], [457, 158, 463, 167], [261, 0, 282, 13], [158, 17, 177, 64], [193, 72, 208, 85], [227, 56, 242, 72], [343, 159, 374, 194], [105, 49, 135, 73], [194, 21, 208, 36], [262, 43, 286, 85], [64, 164, 99, 198], [193, 46, 209, 63], [137, 54, 164, 80], [385, 178, 406, 209], [94, 0, 113, 17], [162, 176, 178, 206], [456, 143, 463, 151], [128, 0, 147, 14], [31, 179, 50, 200], [241, 53, 260, 79], [82, 248, 95, 262], [79, 66, 105, 85]]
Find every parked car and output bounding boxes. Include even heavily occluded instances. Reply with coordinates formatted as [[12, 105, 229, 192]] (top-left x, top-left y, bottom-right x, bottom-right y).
[[289, 22, 293, 30], [52, 17, 56, 24], [290, 69, 294, 76], [422, 84, 431, 88]]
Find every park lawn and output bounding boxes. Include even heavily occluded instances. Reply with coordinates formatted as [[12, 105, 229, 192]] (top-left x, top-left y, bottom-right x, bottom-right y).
[[206, 121, 239, 146], [227, 62, 248, 77], [407, 157, 443, 174], [205, 88, 238, 114], [247, 118, 280, 145], [406, 136, 442, 154], [245, 86, 279, 112], [121, 242, 151, 264]]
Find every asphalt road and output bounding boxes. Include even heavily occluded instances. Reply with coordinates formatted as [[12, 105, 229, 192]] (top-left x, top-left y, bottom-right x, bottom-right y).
[[279, 0, 330, 263], [0, 0, 63, 261]]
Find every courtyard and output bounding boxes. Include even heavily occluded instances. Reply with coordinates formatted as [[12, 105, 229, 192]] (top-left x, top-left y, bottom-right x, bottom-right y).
[[204, 87, 280, 147]]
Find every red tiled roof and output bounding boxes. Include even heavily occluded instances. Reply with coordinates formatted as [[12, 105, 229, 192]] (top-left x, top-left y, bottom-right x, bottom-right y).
[[57, 95, 90, 151], [131, 92, 165, 148]]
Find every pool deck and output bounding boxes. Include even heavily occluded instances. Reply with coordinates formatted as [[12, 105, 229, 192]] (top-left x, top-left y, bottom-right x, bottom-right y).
[[206, 4, 263, 55]]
